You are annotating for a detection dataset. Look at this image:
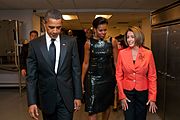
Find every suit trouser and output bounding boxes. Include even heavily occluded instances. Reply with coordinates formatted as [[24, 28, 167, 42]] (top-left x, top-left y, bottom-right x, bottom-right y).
[[42, 91, 73, 120], [123, 89, 148, 120]]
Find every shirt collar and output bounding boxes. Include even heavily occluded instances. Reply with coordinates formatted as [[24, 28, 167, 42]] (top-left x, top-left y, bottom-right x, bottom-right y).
[[46, 32, 60, 42]]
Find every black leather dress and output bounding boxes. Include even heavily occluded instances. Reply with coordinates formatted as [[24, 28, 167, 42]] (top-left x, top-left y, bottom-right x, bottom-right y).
[[84, 38, 116, 114]]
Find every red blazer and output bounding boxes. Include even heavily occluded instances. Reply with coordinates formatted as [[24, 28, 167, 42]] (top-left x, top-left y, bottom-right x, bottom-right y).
[[116, 47, 157, 101]]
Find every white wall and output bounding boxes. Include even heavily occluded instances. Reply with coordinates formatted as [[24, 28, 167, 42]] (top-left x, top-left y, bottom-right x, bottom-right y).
[[107, 21, 142, 37], [0, 10, 34, 41], [32, 13, 41, 36], [107, 17, 151, 49], [141, 16, 151, 48], [0, 10, 152, 47], [107, 24, 128, 37]]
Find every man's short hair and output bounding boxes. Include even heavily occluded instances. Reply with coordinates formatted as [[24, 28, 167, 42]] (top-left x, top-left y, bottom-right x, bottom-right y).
[[30, 30, 38, 36], [44, 9, 62, 23]]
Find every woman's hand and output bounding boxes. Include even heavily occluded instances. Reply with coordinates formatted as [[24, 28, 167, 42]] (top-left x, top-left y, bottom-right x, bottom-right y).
[[146, 100, 158, 113], [121, 98, 131, 111]]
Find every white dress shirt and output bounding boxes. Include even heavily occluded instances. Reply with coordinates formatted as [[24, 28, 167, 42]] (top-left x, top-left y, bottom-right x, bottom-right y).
[[46, 33, 60, 74]]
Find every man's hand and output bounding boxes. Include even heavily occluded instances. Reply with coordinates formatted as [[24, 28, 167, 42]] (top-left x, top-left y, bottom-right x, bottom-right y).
[[21, 69, 26, 77], [74, 99, 81, 112], [28, 104, 39, 120]]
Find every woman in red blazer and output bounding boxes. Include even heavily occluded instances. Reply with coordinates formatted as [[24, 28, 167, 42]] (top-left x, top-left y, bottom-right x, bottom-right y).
[[116, 26, 157, 120]]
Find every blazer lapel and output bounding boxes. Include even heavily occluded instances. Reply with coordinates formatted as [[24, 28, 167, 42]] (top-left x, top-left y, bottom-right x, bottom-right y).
[[135, 47, 145, 69], [40, 36, 54, 71], [57, 35, 67, 72], [123, 47, 135, 71]]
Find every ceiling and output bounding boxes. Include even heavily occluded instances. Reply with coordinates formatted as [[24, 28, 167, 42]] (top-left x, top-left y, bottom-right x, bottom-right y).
[[0, 0, 177, 30]]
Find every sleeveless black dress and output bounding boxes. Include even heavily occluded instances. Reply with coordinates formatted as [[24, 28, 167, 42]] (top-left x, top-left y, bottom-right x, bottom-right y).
[[84, 38, 116, 114]]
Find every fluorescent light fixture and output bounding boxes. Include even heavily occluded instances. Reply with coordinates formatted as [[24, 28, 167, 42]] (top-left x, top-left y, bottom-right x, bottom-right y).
[[62, 15, 78, 20], [95, 15, 112, 19]]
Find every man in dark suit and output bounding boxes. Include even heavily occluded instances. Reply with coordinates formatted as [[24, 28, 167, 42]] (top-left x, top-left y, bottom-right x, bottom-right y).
[[20, 30, 38, 77], [26, 9, 82, 120]]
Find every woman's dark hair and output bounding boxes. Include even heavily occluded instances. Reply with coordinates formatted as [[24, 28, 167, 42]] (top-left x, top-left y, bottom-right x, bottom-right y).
[[92, 17, 108, 29], [115, 34, 128, 48], [124, 26, 145, 46]]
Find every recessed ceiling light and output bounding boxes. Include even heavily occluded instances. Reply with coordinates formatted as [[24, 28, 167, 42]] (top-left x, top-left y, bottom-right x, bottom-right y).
[[62, 15, 78, 20], [95, 15, 112, 19]]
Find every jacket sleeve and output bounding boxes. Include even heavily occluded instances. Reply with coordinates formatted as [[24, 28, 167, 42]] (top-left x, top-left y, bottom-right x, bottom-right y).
[[116, 52, 126, 100], [148, 51, 157, 101], [71, 38, 82, 99], [26, 42, 38, 106], [20, 44, 28, 70]]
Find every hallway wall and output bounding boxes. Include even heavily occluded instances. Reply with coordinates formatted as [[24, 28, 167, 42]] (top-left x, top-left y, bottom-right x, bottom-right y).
[[0, 10, 34, 41]]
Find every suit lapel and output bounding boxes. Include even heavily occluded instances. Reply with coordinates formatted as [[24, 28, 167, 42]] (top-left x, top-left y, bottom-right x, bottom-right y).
[[57, 35, 67, 72], [40, 35, 54, 71]]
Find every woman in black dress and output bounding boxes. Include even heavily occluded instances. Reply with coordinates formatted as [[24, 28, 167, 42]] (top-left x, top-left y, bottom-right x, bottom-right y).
[[81, 17, 118, 120]]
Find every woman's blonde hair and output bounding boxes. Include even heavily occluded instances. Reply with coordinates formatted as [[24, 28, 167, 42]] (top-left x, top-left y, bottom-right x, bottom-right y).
[[124, 26, 145, 46]]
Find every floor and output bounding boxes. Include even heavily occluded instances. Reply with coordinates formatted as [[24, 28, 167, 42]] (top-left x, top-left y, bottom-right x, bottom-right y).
[[0, 88, 161, 120]]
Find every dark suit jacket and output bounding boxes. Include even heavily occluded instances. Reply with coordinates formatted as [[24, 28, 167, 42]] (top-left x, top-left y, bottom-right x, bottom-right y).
[[20, 43, 29, 70], [26, 35, 82, 114]]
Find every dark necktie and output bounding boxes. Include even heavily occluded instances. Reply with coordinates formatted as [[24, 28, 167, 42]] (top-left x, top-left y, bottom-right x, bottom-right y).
[[49, 39, 56, 71]]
